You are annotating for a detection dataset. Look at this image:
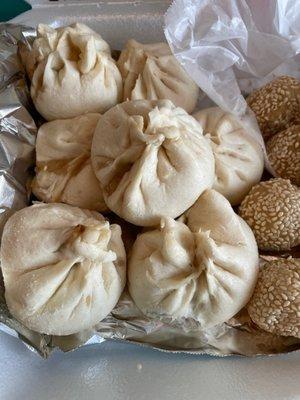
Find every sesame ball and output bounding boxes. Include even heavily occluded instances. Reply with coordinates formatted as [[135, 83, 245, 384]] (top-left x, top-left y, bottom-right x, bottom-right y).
[[239, 178, 300, 251], [248, 258, 300, 339], [266, 125, 300, 185], [247, 76, 300, 140]]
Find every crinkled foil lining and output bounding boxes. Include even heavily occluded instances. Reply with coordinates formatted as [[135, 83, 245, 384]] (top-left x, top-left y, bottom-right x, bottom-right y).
[[0, 23, 299, 358]]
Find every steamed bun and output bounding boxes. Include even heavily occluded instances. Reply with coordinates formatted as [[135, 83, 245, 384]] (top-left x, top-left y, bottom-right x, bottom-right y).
[[194, 107, 264, 205], [1, 203, 126, 335], [31, 23, 122, 120], [128, 189, 259, 328], [32, 113, 107, 212], [117, 39, 199, 113], [91, 99, 215, 226]]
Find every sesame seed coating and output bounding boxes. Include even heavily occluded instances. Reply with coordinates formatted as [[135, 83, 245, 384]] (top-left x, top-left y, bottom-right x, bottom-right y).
[[239, 178, 300, 251], [267, 125, 300, 185], [247, 76, 300, 140], [248, 258, 300, 338]]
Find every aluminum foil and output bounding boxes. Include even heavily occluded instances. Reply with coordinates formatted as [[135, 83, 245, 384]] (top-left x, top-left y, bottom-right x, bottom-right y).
[[0, 20, 299, 359]]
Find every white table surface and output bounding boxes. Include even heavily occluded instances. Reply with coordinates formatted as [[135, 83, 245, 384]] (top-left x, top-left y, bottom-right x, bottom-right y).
[[1, 331, 299, 400]]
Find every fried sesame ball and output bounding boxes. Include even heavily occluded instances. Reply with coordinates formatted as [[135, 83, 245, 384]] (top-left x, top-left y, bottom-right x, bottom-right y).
[[247, 76, 300, 140], [267, 125, 300, 185], [248, 258, 300, 338], [239, 178, 300, 251]]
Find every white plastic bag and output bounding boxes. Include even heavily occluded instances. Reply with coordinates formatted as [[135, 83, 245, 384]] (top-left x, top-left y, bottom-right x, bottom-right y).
[[165, 0, 300, 116]]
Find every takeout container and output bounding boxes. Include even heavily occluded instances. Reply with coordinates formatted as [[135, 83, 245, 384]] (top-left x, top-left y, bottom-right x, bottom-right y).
[[0, 0, 299, 357]]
